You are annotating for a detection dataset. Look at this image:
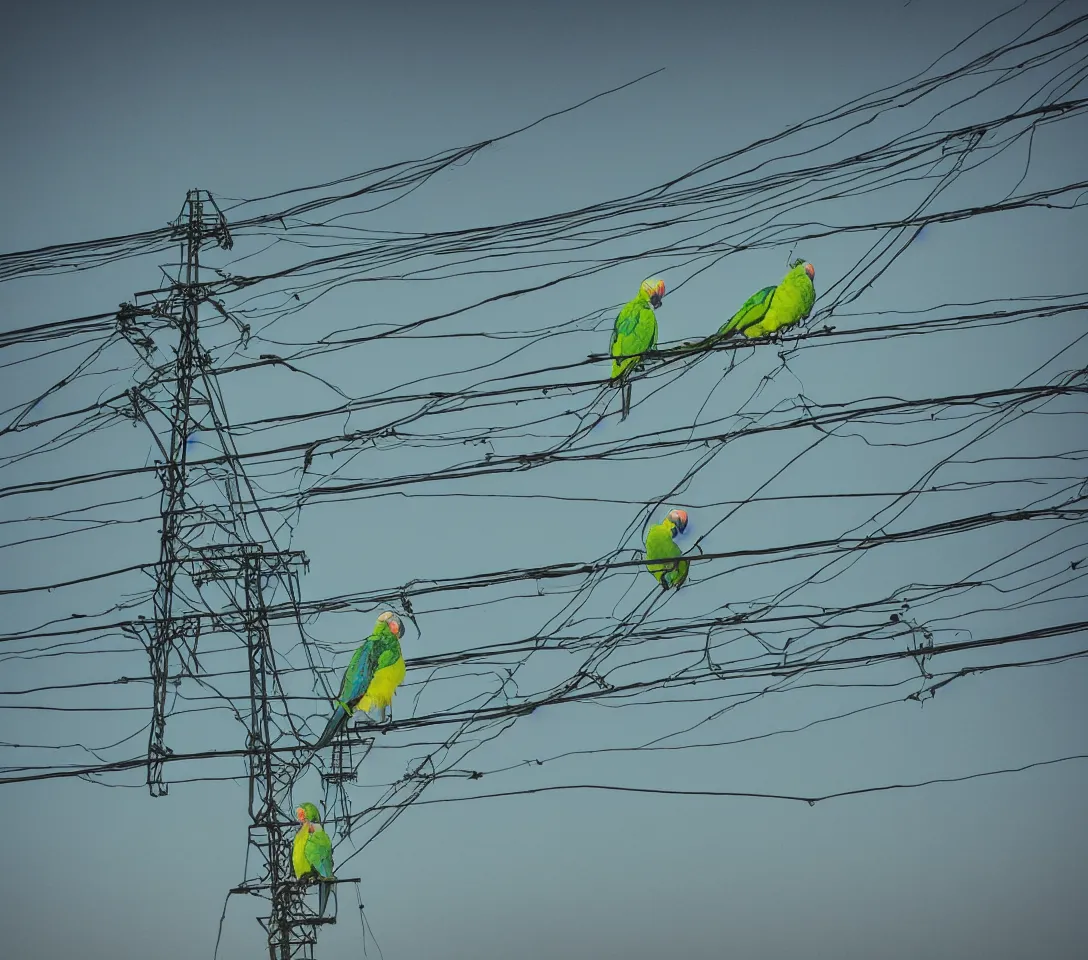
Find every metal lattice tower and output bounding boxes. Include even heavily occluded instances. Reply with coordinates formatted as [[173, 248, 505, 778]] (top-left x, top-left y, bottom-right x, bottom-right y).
[[123, 191, 356, 956], [196, 544, 357, 960], [136, 189, 233, 796]]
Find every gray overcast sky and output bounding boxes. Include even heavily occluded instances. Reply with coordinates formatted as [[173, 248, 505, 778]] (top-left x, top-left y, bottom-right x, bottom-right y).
[[2, 1, 1087, 959]]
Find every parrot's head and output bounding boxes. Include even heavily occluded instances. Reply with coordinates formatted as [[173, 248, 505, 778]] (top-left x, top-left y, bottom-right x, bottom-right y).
[[666, 509, 689, 536], [377, 611, 404, 638], [296, 802, 321, 824], [791, 258, 815, 282], [641, 277, 666, 309]]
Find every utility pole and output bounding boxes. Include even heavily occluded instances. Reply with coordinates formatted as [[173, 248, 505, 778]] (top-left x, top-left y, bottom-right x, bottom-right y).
[[140, 189, 232, 797], [124, 190, 355, 956], [198, 543, 355, 960]]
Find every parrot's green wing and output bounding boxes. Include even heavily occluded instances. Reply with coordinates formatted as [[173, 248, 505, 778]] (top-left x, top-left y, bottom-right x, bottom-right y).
[[611, 299, 658, 380], [338, 638, 380, 709], [610, 301, 638, 346], [718, 285, 776, 338], [305, 827, 334, 879]]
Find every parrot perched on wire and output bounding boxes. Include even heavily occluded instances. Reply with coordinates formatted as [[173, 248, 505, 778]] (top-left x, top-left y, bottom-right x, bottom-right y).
[[645, 508, 691, 590], [685, 260, 816, 351], [311, 611, 406, 750], [610, 277, 665, 420], [718, 260, 816, 340], [293, 802, 335, 917]]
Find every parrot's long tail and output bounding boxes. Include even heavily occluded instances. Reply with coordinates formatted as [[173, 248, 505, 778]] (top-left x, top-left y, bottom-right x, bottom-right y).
[[692, 330, 731, 350], [317, 881, 330, 918], [620, 382, 631, 421], [311, 706, 348, 751]]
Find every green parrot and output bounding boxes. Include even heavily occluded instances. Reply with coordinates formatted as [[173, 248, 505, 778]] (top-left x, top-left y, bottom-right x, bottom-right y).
[[610, 277, 664, 420], [312, 611, 406, 750], [293, 802, 335, 917], [645, 508, 690, 590], [719, 259, 816, 339], [685, 260, 816, 350]]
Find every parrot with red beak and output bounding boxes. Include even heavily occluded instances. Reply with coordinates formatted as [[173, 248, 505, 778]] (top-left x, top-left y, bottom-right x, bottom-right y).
[[645, 508, 691, 589]]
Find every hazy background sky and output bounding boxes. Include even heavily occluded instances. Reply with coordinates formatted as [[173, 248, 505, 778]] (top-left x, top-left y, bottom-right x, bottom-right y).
[[2, 1, 1087, 959]]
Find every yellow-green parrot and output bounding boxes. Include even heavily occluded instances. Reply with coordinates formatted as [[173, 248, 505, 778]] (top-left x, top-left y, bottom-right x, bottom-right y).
[[685, 260, 816, 351], [719, 260, 816, 339], [610, 277, 664, 420], [312, 611, 406, 749], [645, 508, 690, 590], [293, 802, 335, 917]]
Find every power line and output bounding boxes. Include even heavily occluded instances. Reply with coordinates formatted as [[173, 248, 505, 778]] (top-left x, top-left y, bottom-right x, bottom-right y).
[[1, 6, 1087, 957]]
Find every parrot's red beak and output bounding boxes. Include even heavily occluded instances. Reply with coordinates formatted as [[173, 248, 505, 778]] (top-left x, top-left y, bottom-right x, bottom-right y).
[[805, 263, 815, 280]]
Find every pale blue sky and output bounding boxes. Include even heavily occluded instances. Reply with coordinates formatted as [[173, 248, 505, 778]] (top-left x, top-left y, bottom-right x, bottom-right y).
[[2, 2, 1087, 959]]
